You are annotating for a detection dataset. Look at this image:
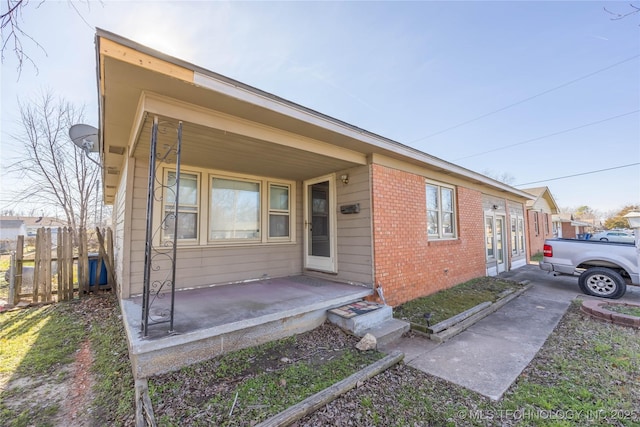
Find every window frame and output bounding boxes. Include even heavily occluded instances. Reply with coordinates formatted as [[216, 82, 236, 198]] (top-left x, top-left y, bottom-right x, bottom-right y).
[[518, 217, 525, 255], [155, 166, 296, 247], [160, 170, 201, 244], [544, 213, 550, 235], [208, 176, 262, 242], [425, 180, 458, 240], [267, 183, 292, 241], [511, 217, 518, 255]]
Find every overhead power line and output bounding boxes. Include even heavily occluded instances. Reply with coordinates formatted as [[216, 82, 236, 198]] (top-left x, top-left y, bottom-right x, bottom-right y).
[[411, 54, 640, 143], [453, 109, 639, 161], [514, 163, 640, 186]]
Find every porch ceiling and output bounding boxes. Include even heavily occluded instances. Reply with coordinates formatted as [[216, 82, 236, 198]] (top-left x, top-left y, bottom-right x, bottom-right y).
[[134, 115, 361, 181]]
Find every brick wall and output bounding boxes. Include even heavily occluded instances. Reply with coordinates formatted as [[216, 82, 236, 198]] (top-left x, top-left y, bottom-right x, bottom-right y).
[[561, 222, 577, 239], [370, 164, 486, 307], [527, 210, 553, 256]]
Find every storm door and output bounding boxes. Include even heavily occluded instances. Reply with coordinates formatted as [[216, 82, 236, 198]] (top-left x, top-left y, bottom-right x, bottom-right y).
[[303, 175, 337, 272]]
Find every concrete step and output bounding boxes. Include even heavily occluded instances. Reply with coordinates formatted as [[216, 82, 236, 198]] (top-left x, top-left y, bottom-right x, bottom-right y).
[[327, 302, 393, 336], [360, 318, 410, 348]]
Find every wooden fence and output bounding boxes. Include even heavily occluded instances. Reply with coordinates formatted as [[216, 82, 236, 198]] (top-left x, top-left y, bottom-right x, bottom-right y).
[[8, 227, 115, 305]]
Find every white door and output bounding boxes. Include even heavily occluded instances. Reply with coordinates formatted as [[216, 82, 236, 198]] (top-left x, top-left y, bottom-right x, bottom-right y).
[[303, 175, 337, 272], [496, 216, 506, 273]]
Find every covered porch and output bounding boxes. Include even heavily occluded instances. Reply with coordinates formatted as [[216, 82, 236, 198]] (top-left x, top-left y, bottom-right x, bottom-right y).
[[120, 276, 372, 378]]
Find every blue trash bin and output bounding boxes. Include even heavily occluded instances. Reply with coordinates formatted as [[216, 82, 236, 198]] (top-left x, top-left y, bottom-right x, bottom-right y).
[[88, 254, 108, 286]]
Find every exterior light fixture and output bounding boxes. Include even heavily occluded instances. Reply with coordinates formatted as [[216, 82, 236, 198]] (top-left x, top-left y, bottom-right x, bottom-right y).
[[623, 211, 640, 229], [340, 174, 349, 184], [623, 211, 640, 255]]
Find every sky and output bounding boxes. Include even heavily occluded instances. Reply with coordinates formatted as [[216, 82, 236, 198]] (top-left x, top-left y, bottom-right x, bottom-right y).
[[1, 0, 639, 216]]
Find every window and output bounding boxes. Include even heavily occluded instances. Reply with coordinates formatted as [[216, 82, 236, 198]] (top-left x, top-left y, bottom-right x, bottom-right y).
[[210, 178, 260, 240], [163, 171, 199, 241], [158, 168, 294, 246], [485, 217, 494, 259], [511, 217, 518, 255], [518, 218, 525, 254], [268, 184, 290, 239], [533, 212, 539, 235], [544, 213, 550, 234], [426, 182, 456, 239]]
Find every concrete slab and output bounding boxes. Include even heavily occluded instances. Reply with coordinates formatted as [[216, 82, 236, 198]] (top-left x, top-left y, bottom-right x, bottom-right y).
[[387, 264, 584, 401], [120, 276, 373, 377], [381, 333, 438, 364], [408, 331, 540, 400], [467, 294, 569, 347]]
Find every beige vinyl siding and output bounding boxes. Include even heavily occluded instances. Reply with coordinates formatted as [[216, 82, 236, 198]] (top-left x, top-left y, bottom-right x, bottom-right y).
[[127, 161, 303, 296], [307, 166, 373, 285], [112, 161, 128, 297]]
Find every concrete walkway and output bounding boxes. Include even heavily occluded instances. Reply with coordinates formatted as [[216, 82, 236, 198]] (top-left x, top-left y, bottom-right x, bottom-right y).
[[384, 264, 640, 400]]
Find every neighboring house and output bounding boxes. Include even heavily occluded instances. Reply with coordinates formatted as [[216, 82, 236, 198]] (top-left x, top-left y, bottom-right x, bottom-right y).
[[96, 29, 533, 311], [552, 213, 593, 239], [522, 187, 560, 257], [0, 219, 27, 252], [0, 216, 66, 249]]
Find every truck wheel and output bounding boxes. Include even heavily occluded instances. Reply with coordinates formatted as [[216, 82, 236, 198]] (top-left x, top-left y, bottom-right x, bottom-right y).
[[578, 267, 626, 299]]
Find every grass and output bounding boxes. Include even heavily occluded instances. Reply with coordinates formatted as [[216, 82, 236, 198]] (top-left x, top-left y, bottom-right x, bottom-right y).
[[1, 279, 639, 426], [304, 300, 640, 426], [530, 251, 544, 263], [0, 295, 134, 427], [0, 303, 86, 426], [603, 303, 640, 317], [0, 304, 85, 378], [393, 276, 525, 325], [149, 330, 384, 426]]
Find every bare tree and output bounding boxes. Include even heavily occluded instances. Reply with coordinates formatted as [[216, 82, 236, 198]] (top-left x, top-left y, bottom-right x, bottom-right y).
[[7, 90, 101, 242], [482, 169, 516, 185], [1, 0, 97, 76], [604, 3, 640, 23], [1, 0, 45, 76]]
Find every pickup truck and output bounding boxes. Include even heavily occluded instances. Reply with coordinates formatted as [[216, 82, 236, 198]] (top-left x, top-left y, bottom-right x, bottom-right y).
[[540, 238, 639, 299]]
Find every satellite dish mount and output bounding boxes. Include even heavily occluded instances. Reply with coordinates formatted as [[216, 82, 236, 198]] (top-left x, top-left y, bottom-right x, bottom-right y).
[[69, 124, 100, 166]]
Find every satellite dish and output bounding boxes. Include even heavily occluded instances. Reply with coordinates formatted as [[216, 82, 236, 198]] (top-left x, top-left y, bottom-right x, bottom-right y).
[[69, 124, 100, 167], [69, 124, 99, 153]]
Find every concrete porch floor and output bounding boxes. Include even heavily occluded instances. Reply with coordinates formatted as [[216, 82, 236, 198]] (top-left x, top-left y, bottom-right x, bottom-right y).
[[120, 276, 373, 378]]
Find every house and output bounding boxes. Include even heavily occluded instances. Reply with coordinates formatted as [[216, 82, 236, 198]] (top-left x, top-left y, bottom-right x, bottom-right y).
[[522, 187, 560, 257], [0, 216, 67, 252], [552, 213, 594, 239], [95, 29, 533, 375], [0, 219, 27, 252]]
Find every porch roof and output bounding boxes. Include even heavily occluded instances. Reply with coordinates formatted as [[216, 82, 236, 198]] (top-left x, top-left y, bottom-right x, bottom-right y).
[[96, 28, 534, 205]]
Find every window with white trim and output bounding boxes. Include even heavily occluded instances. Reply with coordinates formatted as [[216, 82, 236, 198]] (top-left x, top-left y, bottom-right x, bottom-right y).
[[485, 216, 495, 259], [518, 217, 525, 254], [426, 182, 456, 239], [209, 178, 260, 240], [162, 171, 199, 241], [268, 184, 291, 239], [511, 217, 518, 255], [159, 167, 294, 246]]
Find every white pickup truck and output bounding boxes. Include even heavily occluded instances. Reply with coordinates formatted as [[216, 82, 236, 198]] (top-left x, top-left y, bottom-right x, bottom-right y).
[[539, 238, 639, 299]]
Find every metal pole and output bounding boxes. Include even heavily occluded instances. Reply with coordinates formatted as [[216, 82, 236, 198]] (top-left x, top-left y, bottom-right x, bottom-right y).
[[141, 117, 159, 336], [169, 122, 182, 333]]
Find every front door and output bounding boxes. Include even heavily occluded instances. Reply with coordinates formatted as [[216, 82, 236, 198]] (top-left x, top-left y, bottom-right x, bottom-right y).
[[496, 216, 506, 273], [304, 175, 337, 272]]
